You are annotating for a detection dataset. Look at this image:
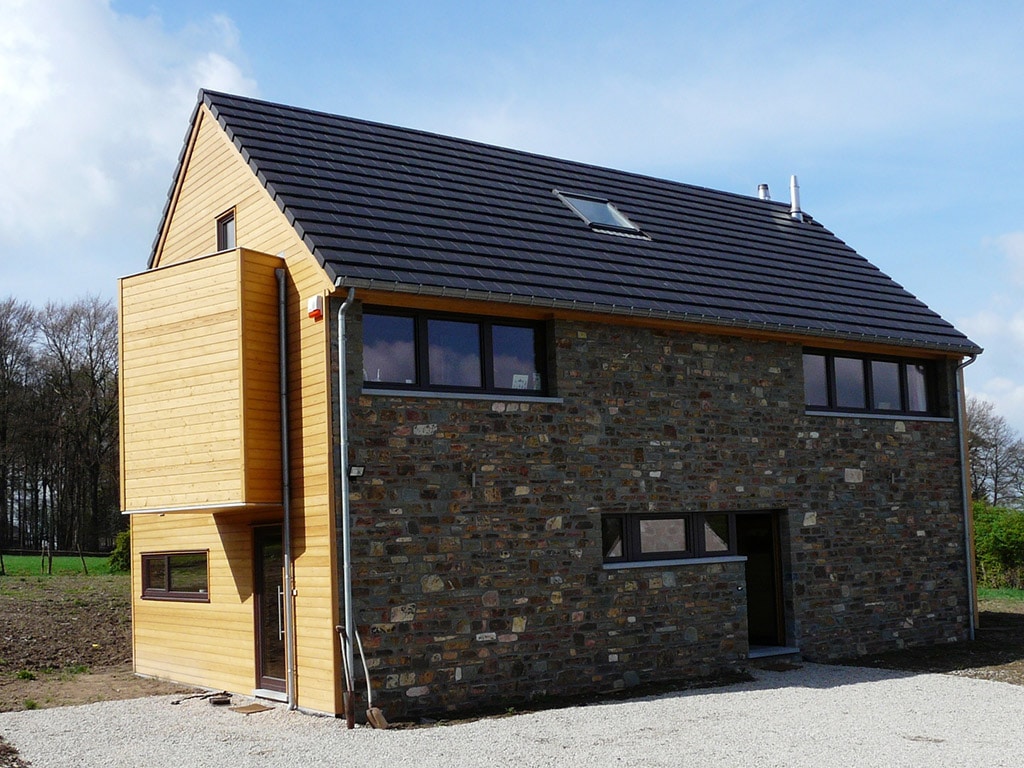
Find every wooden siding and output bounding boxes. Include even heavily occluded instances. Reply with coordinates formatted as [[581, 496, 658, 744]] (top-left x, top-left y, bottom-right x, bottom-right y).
[[131, 511, 273, 692], [127, 102, 342, 714], [119, 248, 283, 512]]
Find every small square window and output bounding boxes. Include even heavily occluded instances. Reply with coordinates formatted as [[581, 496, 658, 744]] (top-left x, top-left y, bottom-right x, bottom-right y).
[[217, 211, 236, 251]]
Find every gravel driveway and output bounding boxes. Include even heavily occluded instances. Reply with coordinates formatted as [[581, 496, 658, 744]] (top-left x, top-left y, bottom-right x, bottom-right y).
[[2, 663, 1023, 768]]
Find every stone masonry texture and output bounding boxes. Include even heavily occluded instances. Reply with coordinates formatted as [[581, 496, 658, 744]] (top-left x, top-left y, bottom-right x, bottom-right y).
[[332, 301, 970, 719]]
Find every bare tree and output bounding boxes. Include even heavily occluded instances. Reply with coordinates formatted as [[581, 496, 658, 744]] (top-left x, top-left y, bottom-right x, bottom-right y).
[[966, 396, 1024, 507], [38, 296, 119, 557], [0, 298, 37, 567]]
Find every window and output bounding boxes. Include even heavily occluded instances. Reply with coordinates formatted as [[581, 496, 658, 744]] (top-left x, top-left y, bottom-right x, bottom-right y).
[[363, 308, 547, 395], [216, 210, 236, 251], [802, 350, 937, 416], [142, 552, 209, 601], [554, 190, 645, 236], [602, 512, 739, 563]]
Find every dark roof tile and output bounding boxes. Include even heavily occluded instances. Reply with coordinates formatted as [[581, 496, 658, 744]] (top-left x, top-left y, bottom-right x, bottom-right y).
[[188, 90, 979, 354]]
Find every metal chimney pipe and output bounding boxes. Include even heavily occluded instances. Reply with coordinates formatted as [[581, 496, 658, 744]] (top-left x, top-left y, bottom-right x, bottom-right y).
[[757, 183, 771, 201], [790, 175, 804, 222]]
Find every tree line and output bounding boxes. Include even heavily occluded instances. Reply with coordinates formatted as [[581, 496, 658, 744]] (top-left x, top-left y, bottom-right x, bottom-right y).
[[0, 296, 120, 558]]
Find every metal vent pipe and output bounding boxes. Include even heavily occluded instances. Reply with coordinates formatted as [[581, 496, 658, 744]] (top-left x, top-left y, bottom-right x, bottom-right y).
[[790, 175, 804, 221], [757, 183, 771, 201]]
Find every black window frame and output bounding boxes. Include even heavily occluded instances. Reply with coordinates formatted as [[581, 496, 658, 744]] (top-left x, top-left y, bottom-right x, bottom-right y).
[[602, 512, 739, 564], [553, 189, 650, 239], [802, 348, 938, 416], [141, 551, 210, 602], [361, 307, 549, 396]]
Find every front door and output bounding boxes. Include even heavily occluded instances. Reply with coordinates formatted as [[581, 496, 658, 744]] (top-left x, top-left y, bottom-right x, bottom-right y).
[[736, 512, 784, 646], [254, 526, 286, 692]]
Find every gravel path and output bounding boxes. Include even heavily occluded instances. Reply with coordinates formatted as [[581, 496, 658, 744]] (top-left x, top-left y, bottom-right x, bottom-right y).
[[2, 664, 1023, 768]]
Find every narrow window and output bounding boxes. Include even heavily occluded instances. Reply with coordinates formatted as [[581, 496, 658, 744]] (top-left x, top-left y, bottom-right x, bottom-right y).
[[363, 313, 416, 385], [802, 353, 829, 408], [216, 210, 236, 251], [906, 363, 930, 413], [427, 319, 482, 387], [492, 324, 543, 391], [142, 552, 209, 602], [834, 357, 866, 409], [870, 360, 902, 411], [601, 516, 625, 561]]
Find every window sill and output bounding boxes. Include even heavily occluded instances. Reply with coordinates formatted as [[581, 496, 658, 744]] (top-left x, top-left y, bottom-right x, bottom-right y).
[[363, 387, 563, 404], [804, 410, 953, 423], [603, 555, 747, 570]]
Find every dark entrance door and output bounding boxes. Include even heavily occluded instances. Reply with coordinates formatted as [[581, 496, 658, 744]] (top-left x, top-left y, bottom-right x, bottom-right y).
[[254, 526, 286, 692], [736, 512, 784, 646]]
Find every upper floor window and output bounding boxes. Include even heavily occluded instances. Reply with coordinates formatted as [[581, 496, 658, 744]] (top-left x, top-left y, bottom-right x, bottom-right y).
[[216, 210, 236, 251], [362, 308, 547, 395], [803, 349, 935, 415]]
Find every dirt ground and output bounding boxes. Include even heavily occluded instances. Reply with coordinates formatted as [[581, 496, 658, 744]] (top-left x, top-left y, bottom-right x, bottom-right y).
[[0, 573, 194, 714]]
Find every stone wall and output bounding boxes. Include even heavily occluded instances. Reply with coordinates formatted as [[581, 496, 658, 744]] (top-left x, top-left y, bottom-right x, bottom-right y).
[[333, 302, 970, 718]]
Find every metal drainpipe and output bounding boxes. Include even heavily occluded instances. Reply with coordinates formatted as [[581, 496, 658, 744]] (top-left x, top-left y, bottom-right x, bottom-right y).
[[336, 287, 357, 696], [276, 268, 298, 710], [956, 353, 978, 641]]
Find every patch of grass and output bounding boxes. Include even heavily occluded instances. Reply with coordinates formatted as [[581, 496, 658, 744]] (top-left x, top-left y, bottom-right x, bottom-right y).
[[1, 555, 111, 576], [15, 670, 35, 681], [23, 700, 38, 710], [60, 664, 90, 680], [979, 587, 1024, 602]]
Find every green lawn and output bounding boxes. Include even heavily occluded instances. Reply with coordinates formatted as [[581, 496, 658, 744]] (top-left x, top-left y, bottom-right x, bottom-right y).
[[978, 587, 1024, 602], [0, 554, 113, 576]]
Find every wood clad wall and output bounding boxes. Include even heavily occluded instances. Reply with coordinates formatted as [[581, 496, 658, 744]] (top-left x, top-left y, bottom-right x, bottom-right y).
[[119, 249, 282, 511], [128, 104, 342, 714], [131, 511, 272, 692]]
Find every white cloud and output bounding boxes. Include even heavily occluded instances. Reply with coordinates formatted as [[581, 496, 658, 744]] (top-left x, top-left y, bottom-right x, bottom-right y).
[[0, 0, 256, 247]]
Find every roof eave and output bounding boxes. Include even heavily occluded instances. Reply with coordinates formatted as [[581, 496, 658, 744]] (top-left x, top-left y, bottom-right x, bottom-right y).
[[332, 275, 983, 357]]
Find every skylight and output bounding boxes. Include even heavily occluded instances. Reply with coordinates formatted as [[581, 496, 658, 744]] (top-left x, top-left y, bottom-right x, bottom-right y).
[[555, 190, 642, 235]]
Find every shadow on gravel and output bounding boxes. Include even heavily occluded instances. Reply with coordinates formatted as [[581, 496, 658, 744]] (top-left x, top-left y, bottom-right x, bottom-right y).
[[832, 610, 1024, 682]]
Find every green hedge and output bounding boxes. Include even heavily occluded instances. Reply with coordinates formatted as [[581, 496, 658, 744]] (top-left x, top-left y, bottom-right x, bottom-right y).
[[974, 501, 1024, 589]]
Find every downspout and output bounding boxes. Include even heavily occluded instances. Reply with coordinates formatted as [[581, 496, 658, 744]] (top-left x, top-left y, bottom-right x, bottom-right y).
[[956, 353, 978, 641], [336, 287, 357, 699], [276, 268, 298, 710]]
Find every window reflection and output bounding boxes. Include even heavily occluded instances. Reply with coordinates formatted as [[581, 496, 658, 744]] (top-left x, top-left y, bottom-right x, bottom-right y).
[[834, 357, 866, 409], [493, 325, 541, 390], [363, 314, 416, 384], [428, 319, 481, 387]]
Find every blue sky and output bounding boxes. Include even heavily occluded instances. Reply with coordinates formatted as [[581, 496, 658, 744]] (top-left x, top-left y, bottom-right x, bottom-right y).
[[3, 0, 1024, 428]]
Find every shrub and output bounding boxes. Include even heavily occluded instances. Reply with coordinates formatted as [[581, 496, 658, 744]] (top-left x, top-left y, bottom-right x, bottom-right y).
[[974, 501, 1024, 589], [107, 530, 131, 573]]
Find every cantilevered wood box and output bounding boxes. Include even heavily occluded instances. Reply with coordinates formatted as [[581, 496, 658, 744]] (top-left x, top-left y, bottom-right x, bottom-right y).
[[119, 248, 283, 513]]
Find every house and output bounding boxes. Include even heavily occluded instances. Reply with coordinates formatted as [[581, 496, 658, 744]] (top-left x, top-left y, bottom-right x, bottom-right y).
[[119, 90, 982, 720]]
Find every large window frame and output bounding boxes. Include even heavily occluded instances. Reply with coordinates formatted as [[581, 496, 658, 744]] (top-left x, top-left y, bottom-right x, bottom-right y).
[[602, 512, 739, 564], [361, 307, 549, 396], [141, 551, 210, 602], [802, 348, 937, 416]]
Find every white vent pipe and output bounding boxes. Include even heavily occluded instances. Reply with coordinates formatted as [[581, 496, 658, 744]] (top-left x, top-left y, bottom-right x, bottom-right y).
[[757, 183, 771, 201]]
